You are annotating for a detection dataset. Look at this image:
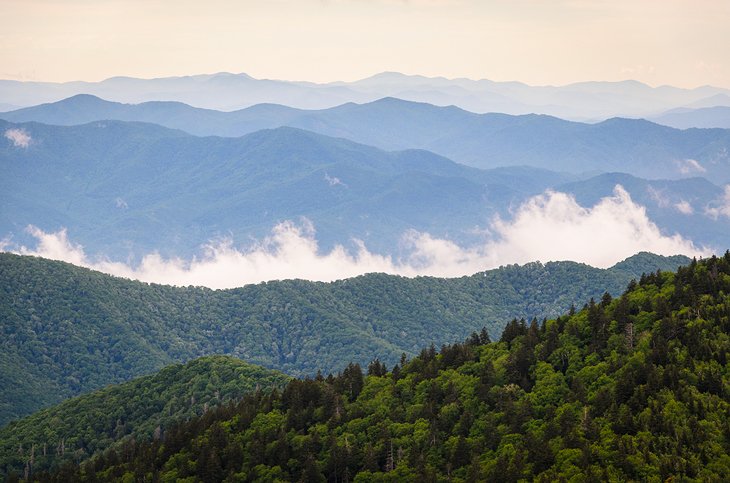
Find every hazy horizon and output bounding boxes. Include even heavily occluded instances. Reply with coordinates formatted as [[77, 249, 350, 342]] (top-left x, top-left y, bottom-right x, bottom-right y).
[[4, 70, 728, 91], [2, 1, 729, 89]]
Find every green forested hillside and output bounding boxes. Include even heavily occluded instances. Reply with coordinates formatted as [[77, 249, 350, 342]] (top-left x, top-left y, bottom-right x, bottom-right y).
[[0, 252, 689, 426], [29, 253, 729, 482], [0, 356, 289, 478]]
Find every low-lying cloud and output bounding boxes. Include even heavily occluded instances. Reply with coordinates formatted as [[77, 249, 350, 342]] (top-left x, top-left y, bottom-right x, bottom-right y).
[[647, 185, 670, 208], [676, 158, 706, 175], [674, 200, 693, 215], [705, 185, 730, 219], [482, 186, 706, 268], [4, 128, 31, 148], [646, 186, 694, 215], [4, 186, 709, 288], [324, 173, 347, 187]]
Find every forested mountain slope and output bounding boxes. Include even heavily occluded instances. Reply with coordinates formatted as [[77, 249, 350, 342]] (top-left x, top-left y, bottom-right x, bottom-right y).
[[0, 356, 289, 478], [0, 252, 689, 426], [25, 253, 730, 482]]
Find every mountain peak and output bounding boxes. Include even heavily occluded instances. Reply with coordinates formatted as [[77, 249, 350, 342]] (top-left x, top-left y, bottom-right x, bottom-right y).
[[595, 116, 664, 129], [63, 93, 105, 102], [370, 96, 421, 106], [29, 93, 112, 110], [610, 252, 691, 273], [356, 71, 435, 84], [0, 93, 119, 117]]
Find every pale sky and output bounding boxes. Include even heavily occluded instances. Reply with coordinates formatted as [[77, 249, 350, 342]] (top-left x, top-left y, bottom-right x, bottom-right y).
[[1, 0, 729, 88]]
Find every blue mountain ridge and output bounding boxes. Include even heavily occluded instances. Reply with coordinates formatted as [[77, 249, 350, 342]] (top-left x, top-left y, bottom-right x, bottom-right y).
[[4, 95, 730, 181], [2, 118, 728, 260]]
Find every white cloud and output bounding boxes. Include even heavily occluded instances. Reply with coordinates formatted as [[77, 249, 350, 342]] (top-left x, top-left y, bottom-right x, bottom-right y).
[[324, 173, 346, 187], [705, 185, 730, 219], [5, 185, 708, 288], [16, 221, 400, 288], [647, 185, 670, 208], [21, 226, 89, 266], [648, 187, 694, 215], [4, 128, 31, 148], [674, 200, 693, 215], [676, 158, 706, 175], [484, 186, 706, 269]]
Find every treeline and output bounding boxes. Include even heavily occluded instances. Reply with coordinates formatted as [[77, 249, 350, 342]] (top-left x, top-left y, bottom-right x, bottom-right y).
[[22, 253, 730, 482], [0, 252, 688, 425]]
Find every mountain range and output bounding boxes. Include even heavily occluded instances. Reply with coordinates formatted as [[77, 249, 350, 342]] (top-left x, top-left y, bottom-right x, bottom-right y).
[[4, 95, 730, 179], [1, 117, 577, 258], [650, 105, 730, 129], [2, 109, 730, 260], [3, 253, 727, 481], [3, 71, 730, 120], [0, 251, 689, 426]]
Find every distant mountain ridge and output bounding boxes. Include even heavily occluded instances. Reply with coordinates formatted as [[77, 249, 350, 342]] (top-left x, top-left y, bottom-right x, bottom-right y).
[[3, 115, 730, 258], [0, 117, 577, 258], [2, 71, 730, 119], [651, 105, 730, 129], [4, 96, 730, 180], [0, 251, 690, 426]]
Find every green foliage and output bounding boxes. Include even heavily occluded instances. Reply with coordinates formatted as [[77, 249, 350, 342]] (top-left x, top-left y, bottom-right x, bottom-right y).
[[27, 252, 730, 482], [0, 252, 688, 426], [0, 356, 289, 477]]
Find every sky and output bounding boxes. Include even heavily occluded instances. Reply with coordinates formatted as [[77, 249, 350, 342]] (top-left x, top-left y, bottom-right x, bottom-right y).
[[1, 0, 729, 88]]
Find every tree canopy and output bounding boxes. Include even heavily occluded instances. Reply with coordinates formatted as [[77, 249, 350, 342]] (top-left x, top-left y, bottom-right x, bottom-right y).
[[0, 252, 688, 426], [10, 252, 729, 482]]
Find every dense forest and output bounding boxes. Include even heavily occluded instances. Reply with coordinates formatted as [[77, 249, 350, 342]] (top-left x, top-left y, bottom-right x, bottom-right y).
[[10, 253, 730, 481], [0, 252, 689, 426], [0, 356, 289, 478]]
